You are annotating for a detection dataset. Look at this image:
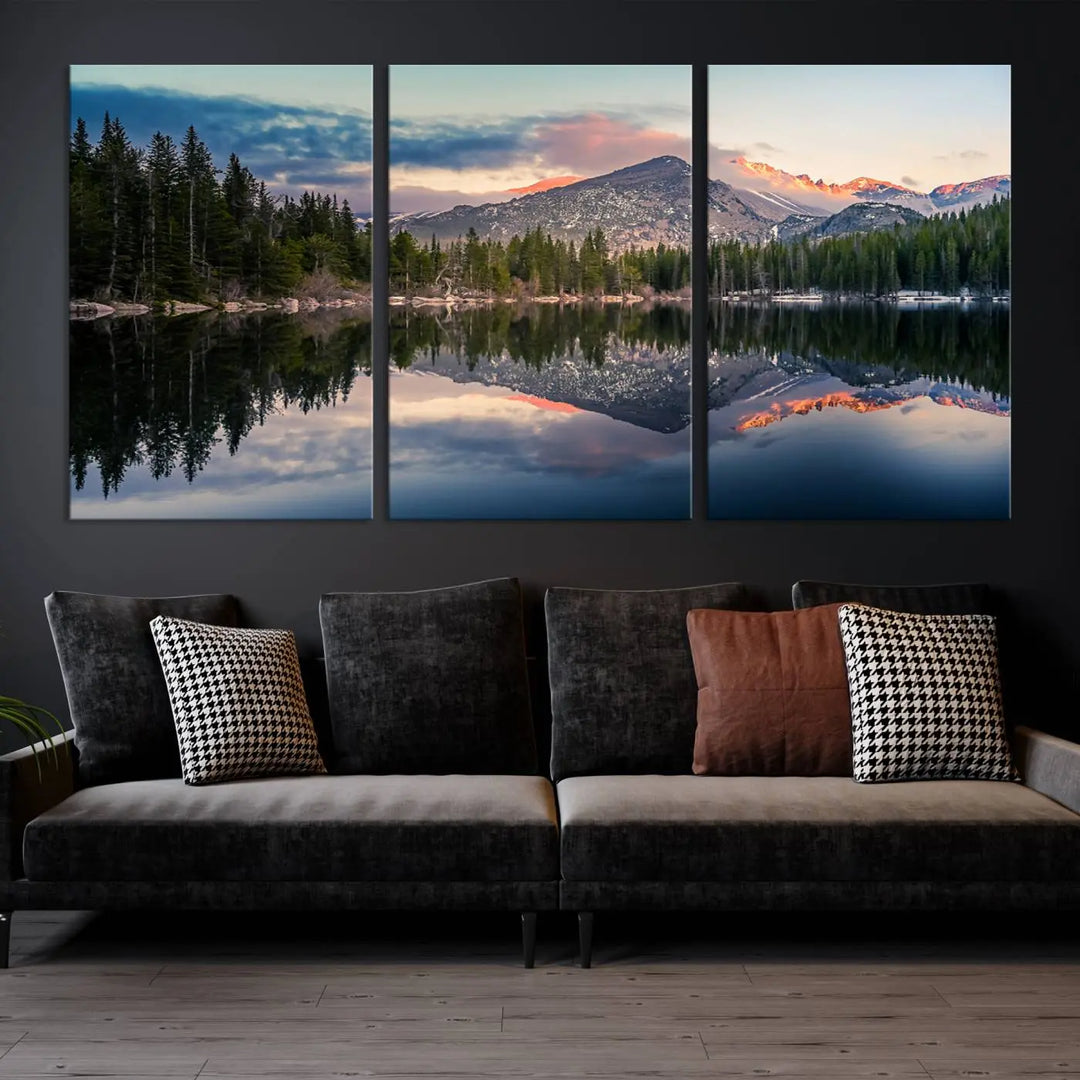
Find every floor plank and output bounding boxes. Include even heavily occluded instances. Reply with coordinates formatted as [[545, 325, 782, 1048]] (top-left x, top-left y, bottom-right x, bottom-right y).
[[1, 910, 1079, 1079]]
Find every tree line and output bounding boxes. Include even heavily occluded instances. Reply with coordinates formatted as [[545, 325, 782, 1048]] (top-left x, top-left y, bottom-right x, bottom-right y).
[[709, 196, 1010, 299], [70, 114, 372, 304], [709, 300, 1009, 399], [390, 226, 691, 298], [390, 300, 690, 372]]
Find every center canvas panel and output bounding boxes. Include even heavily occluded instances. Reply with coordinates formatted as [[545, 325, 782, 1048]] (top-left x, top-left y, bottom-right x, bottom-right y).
[[388, 65, 692, 520], [69, 65, 373, 519]]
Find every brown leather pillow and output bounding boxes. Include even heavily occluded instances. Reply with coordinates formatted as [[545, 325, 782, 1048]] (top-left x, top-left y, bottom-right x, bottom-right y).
[[686, 604, 852, 776]]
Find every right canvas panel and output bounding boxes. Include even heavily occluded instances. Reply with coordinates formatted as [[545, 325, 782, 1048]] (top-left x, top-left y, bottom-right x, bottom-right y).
[[707, 65, 1011, 519]]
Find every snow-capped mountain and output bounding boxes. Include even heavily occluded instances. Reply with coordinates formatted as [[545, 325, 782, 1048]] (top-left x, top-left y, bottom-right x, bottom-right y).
[[929, 175, 1012, 211], [391, 156, 694, 249], [721, 156, 1010, 218], [391, 155, 1010, 251], [778, 202, 926, 242]]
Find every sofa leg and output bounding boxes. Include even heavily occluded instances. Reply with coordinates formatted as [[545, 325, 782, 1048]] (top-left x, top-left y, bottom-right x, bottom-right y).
[[521, 912, 537, 968], [578, 911, 593, 968], [0, 911, 11, 969]]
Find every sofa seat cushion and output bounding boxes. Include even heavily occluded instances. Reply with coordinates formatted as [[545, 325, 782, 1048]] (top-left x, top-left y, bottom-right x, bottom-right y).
[[24, 775, 559, 883], [557, 775, 1080, 883]]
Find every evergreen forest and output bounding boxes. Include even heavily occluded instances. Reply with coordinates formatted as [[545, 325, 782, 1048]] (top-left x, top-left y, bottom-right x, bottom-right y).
[[390, 227, 691, 298], [708, 197, 1010, 298], [70, 114, 372, 303]]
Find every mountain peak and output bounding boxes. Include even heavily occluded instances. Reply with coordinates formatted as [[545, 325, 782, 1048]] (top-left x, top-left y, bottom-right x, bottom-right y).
[[392, 154, 693, 250], [929, 175, 1011, 203], [610, 155, 690, 177], [734, 157, 918, 199]]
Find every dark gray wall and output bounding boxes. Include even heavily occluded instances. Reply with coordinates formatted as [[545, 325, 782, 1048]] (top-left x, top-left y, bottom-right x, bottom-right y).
[[2, 0, 1076, 754]]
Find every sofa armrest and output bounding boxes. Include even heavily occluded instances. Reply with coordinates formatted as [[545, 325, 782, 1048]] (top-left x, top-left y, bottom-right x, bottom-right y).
[[0, 731, 75, 882], [1013, 725, 1080, 816]]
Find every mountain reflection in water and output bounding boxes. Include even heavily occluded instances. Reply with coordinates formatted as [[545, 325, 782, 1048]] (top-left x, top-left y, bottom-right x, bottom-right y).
[[707, 301, 1010, 520], [389, 301, 692, 519], [67, 298, 1010, 520]]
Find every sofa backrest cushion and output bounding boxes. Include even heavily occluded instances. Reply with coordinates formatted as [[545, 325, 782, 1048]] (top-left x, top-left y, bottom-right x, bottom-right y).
[[319, 578, 537, 774], [792, 580, 994, 615], [44, 591, 240, 787], [546, 583, 751, 781], [686, 604, 852, 776]]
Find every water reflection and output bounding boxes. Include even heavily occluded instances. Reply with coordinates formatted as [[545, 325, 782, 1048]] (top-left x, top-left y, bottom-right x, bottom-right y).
[[389, 302, 692, 519], [69, 310, 372, 519], [708, 302, 1010, 520]]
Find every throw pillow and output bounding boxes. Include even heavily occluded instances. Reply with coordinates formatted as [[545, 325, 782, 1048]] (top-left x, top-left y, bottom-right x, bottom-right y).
[[686, 605, 852, 776], [44, 591, 239, 786], [150, 616, 326, 785], [545, 582, 753, 780], [319, 578, 536, 774], [838, 603, 1016, 783]]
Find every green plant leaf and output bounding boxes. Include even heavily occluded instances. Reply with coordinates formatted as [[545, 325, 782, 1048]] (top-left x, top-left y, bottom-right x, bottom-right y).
[[1, 696, 68, 780]]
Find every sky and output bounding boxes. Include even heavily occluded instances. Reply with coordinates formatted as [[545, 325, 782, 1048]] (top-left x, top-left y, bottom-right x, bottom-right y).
[[709, 65, 1010, 195], [70, 65, 373, 213], [390, 65, 692, 214]]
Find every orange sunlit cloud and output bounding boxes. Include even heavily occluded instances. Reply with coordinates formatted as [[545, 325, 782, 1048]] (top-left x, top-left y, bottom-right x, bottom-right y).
[[531, 112, 690, 176]]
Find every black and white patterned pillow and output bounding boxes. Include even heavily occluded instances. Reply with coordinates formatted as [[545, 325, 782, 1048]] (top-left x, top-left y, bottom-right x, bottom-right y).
[[837, 604, 1016, 784], [150, 616, 326, 785]]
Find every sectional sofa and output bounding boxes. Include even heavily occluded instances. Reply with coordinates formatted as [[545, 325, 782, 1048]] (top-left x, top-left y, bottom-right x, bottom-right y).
[[2, 578, 1079, 969]]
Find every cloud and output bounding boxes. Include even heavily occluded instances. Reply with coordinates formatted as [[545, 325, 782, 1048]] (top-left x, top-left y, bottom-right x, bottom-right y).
[[70, 84, 373, 209], [390, 183, 514, 215], [707, 144, 747, 174], [934, 148, 989, 162], [901, 175, 920, 187], [530, 112, 690, 175], [390, 110, 689, 186], [390, 117, 534, 170], [390, 372, 686, 480], [753, 141, 782, 153]]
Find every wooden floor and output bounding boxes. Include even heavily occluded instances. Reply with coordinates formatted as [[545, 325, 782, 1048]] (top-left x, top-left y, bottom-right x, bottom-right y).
[[1, 909, 1078, 1079]]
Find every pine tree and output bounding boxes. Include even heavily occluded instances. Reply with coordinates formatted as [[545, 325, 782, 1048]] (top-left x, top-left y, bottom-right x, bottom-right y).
[[69, 117, 104, 297], [180, 125, 215, 286], [95, 113, 143, 300]]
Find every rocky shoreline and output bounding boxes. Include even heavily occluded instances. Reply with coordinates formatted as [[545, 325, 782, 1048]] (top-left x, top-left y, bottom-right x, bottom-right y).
[[70, 290, 688, 321], [69, 295, 372, 321], [388, 291, 687, 308]]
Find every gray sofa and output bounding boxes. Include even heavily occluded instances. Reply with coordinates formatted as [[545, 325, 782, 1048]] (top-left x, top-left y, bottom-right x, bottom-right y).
[[545, 582, 1080, 966], [2, 579, 1079, 970]]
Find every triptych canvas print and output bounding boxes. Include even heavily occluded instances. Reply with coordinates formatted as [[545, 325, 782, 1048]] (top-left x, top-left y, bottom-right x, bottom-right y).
[[68, 65, 1010, 521]]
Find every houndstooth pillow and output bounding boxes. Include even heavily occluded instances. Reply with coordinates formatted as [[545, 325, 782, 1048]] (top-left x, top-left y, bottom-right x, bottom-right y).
[[837, 604, 1016, 784], [150, 616, 327, 785]]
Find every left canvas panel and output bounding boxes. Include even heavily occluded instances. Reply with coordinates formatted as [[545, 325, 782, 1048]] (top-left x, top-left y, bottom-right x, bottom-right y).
[[69, 65, 374, 519]]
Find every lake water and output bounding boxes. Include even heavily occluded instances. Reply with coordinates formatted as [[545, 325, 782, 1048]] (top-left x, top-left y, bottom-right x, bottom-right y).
[[708, 301, 1010, 519], [389, 301, 692, 519], [69, 309, 372, 519], [68, 299, 1009, 521]]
